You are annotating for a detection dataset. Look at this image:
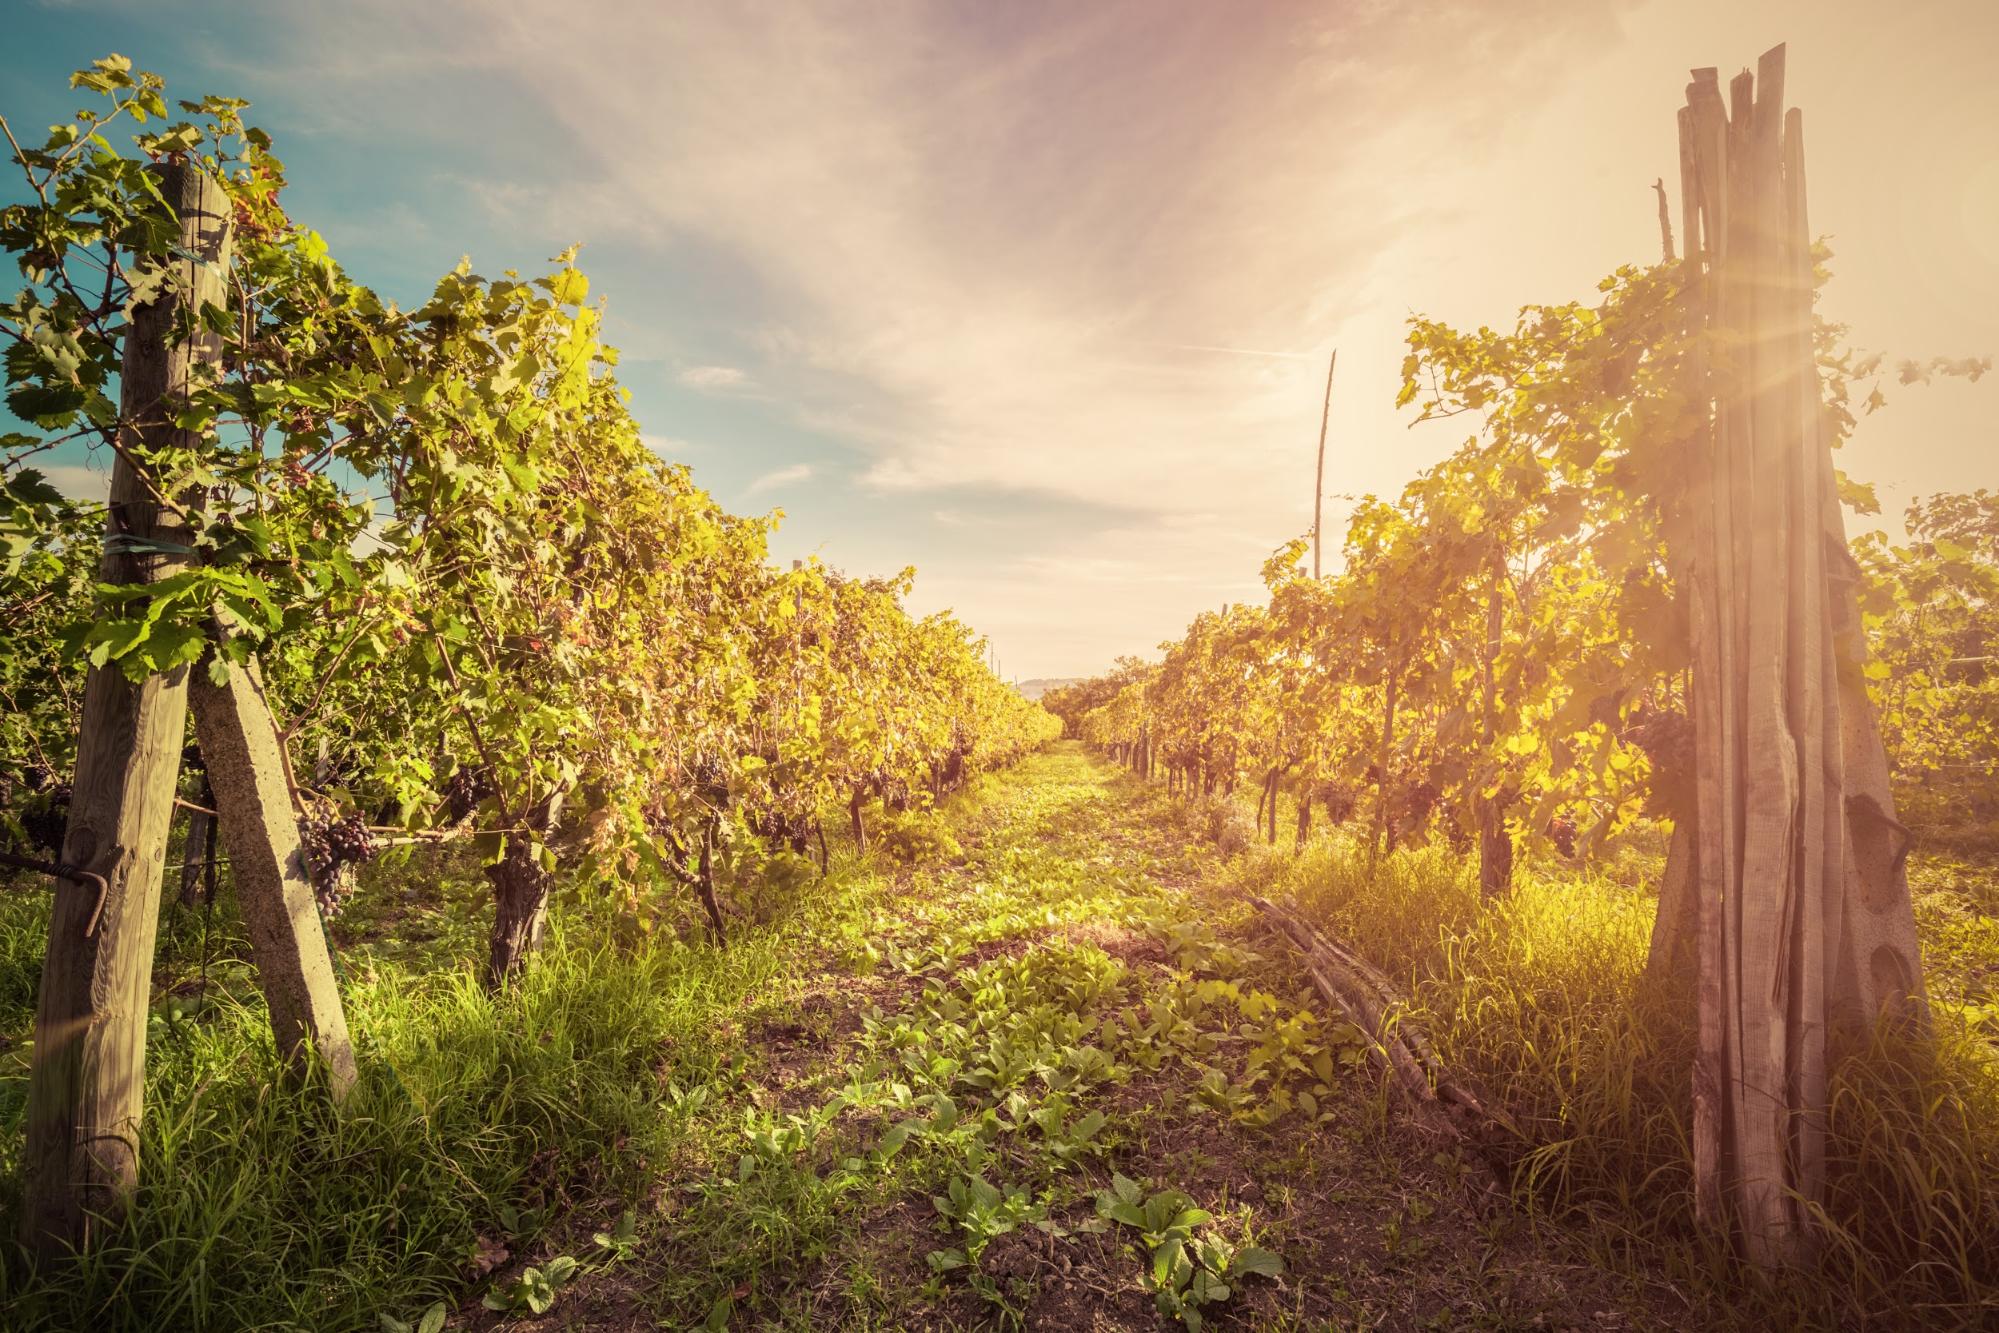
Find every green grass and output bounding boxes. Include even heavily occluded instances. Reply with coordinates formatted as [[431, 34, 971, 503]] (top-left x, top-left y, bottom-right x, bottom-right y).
[[0, 820, 903, 1330], [0, 751, 1197, 1331], [8, 747, 1986, 1329], [1227, 797, 1999, 1328]]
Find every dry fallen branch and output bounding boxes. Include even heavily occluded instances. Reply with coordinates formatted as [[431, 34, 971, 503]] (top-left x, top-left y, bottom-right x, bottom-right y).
[[1250, 895, 1516, 1170]]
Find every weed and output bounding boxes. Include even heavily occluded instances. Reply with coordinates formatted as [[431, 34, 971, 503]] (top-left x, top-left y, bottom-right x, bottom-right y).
[[928, 1172, 1044, 1272], [873, 808, 965, 865], [481, 1255, 579, 1316], [1094, 1172, 1284, 1330], [375, 1300, 445, 1333]]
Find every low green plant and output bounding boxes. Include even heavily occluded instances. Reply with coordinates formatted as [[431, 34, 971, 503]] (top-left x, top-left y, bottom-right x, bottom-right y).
[[376, 1300, 446, 1333], [591, 1209, 639, 1264], [875, 808, 964, 865], [1027, 1102, 1108, 1165], [481, 1255, 579, 1316], [928, 1173, 1044, 1272], [1094, 1173, 1283, 1330]]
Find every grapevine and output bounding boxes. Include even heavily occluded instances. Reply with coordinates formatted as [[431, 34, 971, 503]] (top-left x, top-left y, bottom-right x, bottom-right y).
[[0, 55, 1057, 980]]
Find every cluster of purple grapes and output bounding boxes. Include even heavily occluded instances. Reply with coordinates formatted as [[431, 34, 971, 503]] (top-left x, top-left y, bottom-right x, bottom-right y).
[[1626, 705, 1695, 814], [1317, 778, 1359, 825], [324, 811, 376, 865], [21, 783, 70, 853], [443, 767, 494, 823], [751, 806, 813, 855], [1548, 813, 1580, 857], [1400, 780, 1441, 824], [1628, 706, 1692, 775], [877, 775, 916, 813], [7, 765, 72, 853], [298, 809, 376, 916], [693, 756, 730, 805]]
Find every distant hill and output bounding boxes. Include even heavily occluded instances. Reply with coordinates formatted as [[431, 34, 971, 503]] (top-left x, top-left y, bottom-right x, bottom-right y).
[[1013, 677, 1082, 701]]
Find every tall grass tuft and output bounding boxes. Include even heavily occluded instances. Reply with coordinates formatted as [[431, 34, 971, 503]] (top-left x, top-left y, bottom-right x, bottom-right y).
[[0, 915, 786, 1331], [1815, 1021, 1999, 1320], [1252, 827, 1999, 1323]]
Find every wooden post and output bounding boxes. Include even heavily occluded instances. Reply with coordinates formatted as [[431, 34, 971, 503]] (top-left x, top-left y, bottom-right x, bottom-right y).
[[1372, 668, 1398, 858], [1312, 349, 1337, 580], [20, 164, 228, 1258], [1676, 68, 1733, 1232], [1653, 178, 1677, 262], [1476, 553, 1512, 897], [189, 656, 356, 1095], [1668, 44, 1928, 1267]]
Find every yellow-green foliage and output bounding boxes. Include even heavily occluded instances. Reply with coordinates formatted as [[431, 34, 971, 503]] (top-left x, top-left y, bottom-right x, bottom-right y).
[[872, 808, 964, 866]]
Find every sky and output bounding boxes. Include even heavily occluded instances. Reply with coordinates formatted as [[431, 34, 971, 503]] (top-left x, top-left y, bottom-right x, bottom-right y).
[[5, 0, 1995, 679]]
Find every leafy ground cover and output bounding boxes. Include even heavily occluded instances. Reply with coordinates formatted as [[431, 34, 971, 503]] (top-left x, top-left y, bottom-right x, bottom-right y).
[[3, 743, 1993, 1329]]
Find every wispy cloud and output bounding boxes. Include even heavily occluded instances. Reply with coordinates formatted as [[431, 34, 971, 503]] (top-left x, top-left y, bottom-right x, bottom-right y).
[[678, 364, 752, 392], [747, 463, 813, 495], [381, 1, 1638, 528], [931, 507, 1003, 529], [268, 0, 1999, 675], [275, 0, 1639, 676], [456, 175, 669, 249]]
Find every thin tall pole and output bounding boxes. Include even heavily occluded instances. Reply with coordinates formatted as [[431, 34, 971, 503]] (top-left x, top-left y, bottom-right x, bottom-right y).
[[1312, 349, 1338, 579]]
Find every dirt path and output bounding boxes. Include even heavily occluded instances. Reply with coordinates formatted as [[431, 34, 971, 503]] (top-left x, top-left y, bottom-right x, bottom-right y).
[[470, 744, 1693, 1332]]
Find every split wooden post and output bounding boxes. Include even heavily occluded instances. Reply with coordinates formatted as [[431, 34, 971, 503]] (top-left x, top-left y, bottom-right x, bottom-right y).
[[1665, 44, 1929, 1266], [19, 164, 227, 1259], [190, 656, 357, 1095]]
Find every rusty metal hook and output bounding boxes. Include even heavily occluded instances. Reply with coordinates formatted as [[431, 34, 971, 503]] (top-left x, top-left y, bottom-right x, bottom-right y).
[[0, 851, 111, 937]]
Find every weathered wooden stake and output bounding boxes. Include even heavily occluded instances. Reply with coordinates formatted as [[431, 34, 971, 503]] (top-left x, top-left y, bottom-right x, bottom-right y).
[[189, 656, 356, 1095], [1371, 670, 1398, 858], [20, 164, 228, 1259], [1476, 555, 1512, 897], [1663, 44, 1928, 1266], [1653, 177, 1676, 262]]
